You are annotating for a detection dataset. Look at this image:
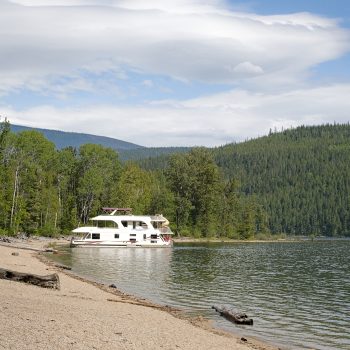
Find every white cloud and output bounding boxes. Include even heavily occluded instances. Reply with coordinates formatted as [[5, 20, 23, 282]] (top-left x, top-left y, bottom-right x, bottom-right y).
[[1, 0, 349, 147], [3, 84, 350, 147], [8, 0, 228, 11], [232, 61, 264, 75], [141, 80, 154, 88], [0, 0, 349, 94]]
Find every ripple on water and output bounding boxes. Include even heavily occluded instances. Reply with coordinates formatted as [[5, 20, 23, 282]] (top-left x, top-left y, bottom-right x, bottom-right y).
[[53, 240, 350, 350]]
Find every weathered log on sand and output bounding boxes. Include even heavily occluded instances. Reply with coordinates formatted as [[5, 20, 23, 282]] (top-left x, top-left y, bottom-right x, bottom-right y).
[[212, 305, 253, 325], [0, 267, 60, 289]]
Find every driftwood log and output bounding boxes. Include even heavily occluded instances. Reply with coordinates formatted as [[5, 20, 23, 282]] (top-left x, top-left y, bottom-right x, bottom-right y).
[[212, 305, 253, 325], [0, 267, 60, 289], [54, 263, 71, 271]]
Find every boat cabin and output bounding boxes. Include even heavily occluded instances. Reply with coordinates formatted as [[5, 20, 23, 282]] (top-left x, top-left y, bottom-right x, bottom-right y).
[[71, 208, 173, 247]]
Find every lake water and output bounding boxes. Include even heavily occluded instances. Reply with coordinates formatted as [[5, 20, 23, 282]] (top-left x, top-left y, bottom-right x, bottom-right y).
[[52, 240, 350, 350]]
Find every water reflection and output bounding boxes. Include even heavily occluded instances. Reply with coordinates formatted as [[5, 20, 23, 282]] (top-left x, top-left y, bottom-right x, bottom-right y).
[[53, 241, 350, 350], [70, 247, 173, 302]]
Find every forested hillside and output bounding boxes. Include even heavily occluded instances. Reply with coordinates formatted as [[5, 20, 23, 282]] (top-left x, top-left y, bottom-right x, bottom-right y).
[[0, 119, 266, 239], [214, 124, 350, 236], [3, 120, 349, 238], [137, 124, 350, 237], [118, 147, 192, 161]]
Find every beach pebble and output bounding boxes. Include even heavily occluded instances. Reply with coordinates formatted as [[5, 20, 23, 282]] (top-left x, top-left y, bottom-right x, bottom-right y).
[[109, 284, 117, 288], [11, 252, 19, 256]]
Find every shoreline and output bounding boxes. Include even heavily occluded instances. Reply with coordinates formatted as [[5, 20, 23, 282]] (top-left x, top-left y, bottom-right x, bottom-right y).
[[173, 236, 350, 243], [173, 238, 293, 244], [0, 239, 279, 350]]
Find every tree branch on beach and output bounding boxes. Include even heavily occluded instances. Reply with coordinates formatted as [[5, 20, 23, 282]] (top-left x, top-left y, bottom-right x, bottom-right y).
[[0, 267, 60, 289]]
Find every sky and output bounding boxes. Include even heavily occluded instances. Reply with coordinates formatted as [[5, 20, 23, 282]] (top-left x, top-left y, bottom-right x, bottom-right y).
[[0, 0, 350, 147]]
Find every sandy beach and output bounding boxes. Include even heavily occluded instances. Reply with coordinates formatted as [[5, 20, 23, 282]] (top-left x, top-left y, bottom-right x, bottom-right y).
[[0, 239, 278, 350]]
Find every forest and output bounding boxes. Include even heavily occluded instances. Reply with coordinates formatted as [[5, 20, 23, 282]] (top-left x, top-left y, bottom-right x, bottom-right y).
[[214, 124, 350, 236], [138, 123, 350, 237], [1, 118, 349, 238], [0, 119, 267, 239]]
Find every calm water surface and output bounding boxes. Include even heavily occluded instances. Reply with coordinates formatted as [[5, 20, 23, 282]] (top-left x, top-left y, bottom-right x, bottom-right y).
[[53, 241, 350, 350]]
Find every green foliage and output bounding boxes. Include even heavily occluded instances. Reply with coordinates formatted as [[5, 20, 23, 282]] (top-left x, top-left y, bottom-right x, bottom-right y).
[[165, 148, 264, 238], [112, 162, 152, 214], [214, 124, 350, 237], [0, 129, 59, 235], [56, 147, 78, 232], [2, 119, 348, 238], [76, 144, 122, 223], [119, 147, 192, 164], [148, 171, 175, 220], [0, 117, 10, 155]]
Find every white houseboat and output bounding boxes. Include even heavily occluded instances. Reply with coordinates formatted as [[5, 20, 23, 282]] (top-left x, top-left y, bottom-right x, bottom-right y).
[[70, 208, 173, 248]]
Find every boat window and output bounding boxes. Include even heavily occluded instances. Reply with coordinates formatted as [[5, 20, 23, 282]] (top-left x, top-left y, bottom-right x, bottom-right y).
[[151, 234, 158, 239], [114, 234, 119, 239], [151, 240, 157, 243], [96, 221, 118, 228], [152, 221, 159, 229], [130, 233, 136, 237], [122, 220, 147, 228], [84, 233, 91, 239], [91, 233, 100, 240], [143, 234, 146, 240]]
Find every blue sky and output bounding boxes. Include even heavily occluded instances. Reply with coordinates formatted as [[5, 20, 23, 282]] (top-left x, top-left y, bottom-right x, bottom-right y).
[[0, 0, 350, 146], [245, 0, 350, 19], [244, 0, 350, 81]]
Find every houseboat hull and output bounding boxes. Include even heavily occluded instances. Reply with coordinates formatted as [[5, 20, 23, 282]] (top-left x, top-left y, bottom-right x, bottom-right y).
[[70, 239, 173, 248]]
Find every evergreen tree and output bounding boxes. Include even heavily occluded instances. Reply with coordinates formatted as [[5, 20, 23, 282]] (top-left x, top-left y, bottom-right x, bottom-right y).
[[112, 162, 152, 214]]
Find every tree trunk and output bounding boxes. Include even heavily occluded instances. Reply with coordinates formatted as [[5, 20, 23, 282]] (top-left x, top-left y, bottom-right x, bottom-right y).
[[10, 166, 19, 230], [0, 267, 60, 289]]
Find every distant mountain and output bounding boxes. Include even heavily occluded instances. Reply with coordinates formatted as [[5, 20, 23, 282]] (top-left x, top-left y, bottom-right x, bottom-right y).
[[11, 124, 144, 151], [10, 124, 192, 160]]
